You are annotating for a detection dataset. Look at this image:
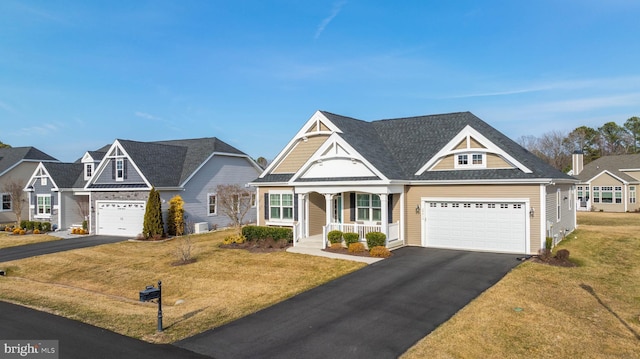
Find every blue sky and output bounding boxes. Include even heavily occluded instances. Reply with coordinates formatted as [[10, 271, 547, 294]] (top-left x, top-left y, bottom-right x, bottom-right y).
[[2, 1, 640, 162]]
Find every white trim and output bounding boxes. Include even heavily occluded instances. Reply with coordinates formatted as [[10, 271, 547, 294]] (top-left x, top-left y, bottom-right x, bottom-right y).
[[85, 140, 152, 190], [267, 190, 295, 223], [207, 193, 218, 216], [415, 125, 532, 175], [539, 184, 546, 250], [585, 170, 629, 185], [453, 152, 487, 170], [24, 162, 59, 192]]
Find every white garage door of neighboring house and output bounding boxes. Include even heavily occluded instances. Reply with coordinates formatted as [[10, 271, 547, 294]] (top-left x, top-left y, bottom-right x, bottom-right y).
[[96, 201, 146, 237], [423, 200, 527, 254]]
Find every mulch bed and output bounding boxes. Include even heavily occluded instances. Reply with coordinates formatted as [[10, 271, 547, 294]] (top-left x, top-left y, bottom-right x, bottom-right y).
[[529, 256, 577, 267], [322, 246, 373, 257]]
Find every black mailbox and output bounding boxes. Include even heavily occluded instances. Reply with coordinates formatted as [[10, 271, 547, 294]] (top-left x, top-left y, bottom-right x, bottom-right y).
[[139, 285, 160, 302]]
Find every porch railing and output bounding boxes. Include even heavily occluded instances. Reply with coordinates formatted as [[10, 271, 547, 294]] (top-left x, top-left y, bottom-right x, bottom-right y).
[[292, 222, 301, 246], [325, 221, 401, 247]]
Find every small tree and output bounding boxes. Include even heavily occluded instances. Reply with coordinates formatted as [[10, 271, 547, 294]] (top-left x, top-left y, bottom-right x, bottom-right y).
[[1, 179, 26, 225], [166, 195, 185, 236], [142, 187, 164, 239], [215, 184, 253, 232]]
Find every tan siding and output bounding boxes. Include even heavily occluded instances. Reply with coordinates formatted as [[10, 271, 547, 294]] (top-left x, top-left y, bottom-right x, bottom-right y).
[[272, 135, 329, 174], [305, 122, 317, 134], [256, 186, 295, 226], [405, 185, 542, 253], [431, 155, 455, 170], [486, 153, 512, 168], [319, 121, 330, 131], [591, 173, 626, 212], [343, 192, 353, 224], [391, 193, 400, 224], [454, 139, 467, 150], [308, 192, 325, 235], [469, 137, 485, 148]]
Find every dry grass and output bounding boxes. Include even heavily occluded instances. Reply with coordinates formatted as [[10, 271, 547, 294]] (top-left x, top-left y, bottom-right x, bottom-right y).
[[402, 212, 640, 359], [0, 231, 62, 249], [0, 229, 365, 343]]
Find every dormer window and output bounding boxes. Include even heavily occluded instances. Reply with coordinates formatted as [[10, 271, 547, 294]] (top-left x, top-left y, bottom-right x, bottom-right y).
[[455, 153, 485, 169], [115, 158, 124, 181], [84, 163, 93, 180]]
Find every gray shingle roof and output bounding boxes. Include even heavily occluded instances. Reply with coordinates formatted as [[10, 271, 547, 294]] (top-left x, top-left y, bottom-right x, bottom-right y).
[[317, 111, 573, 181], [43, 163, 84, 189], [574, 154, 640, 183], [0, 147, 57, 175], [118, 137, 250, 187]]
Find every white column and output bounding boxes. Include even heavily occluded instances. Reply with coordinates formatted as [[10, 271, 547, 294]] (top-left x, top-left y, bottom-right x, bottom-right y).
[[324, 193, 333, 227], [297, 193, 306, 239], [380, 193, 388, 243]]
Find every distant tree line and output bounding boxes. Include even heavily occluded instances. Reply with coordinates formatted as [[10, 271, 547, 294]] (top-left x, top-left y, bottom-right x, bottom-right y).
[[517, 116, 640, 172]]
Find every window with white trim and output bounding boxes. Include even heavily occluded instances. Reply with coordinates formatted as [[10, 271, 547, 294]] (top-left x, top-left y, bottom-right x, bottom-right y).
[[84, 163, 93, 180], [270, 193, 294, 221], [455, 153, 485, 168], [115, 158, 125, 181], [356, 193, 381, 222], [208, 194, 217, 215], [593, 186, 600, 203], [1, 193, 11, 211], [630, 186, 636, 204], [37, 195, 51, 216], [250, 193, 256, 208], [593, 186, 621, 204]]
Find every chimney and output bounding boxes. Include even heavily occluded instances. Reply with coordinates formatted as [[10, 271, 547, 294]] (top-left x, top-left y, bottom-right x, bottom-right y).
[[572, 150, 584, 176]]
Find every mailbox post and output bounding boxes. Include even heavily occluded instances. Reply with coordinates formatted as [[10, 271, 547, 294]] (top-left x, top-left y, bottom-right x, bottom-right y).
[[139, 280, 163, 332]]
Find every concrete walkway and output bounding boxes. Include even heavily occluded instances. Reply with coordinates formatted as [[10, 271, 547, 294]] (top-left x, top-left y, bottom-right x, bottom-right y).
[[286, 245, 384, 264]]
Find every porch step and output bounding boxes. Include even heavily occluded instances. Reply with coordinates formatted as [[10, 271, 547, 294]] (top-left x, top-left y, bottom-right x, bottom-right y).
[[295, 236, 324, 249]]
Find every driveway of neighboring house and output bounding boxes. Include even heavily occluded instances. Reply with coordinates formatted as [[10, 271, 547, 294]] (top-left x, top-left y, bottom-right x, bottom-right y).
[[0, 235, 127, 262], [176, 247, 520, 359]]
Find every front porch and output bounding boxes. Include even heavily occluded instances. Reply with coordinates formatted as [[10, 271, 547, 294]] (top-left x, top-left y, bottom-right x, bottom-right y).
[[292, 221, 402, 250]]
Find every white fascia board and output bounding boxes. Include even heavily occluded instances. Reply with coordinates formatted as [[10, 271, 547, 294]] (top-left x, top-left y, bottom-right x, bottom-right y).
[[591, 170, 628, 185], [81, 152, 94, 163], [260, 111, 340, 178], [415, 125, 532, 175], [295, 184, 404, 195], [289, 133, 388, 182], [84, 140, 152, 190], [23, 162, 59, 190], [620, 168, 640, 171], [408, 178, 555, 185]]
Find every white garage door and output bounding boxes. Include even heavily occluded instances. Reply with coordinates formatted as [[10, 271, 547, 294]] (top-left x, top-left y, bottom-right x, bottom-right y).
[[96, 201, 146, 237], [424, 200, 526, 253]]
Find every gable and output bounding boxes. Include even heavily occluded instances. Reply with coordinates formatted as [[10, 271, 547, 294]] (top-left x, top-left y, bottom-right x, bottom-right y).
[[272, 135, 330, 174], [87, 141, 150, 189], [415, 126, 531, 175], [292, 134, 384, 181], [591, 171, 627, 186]]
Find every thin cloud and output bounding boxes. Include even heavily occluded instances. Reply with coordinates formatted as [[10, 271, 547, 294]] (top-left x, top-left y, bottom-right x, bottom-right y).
[[315, 1, 347, 39], [135, 111, 162, 121], [19, 123, 60, 136]]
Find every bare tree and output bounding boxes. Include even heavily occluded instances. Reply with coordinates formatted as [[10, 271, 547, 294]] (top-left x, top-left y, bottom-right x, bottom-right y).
[[215, 184, 254, 232], [518, 131, 571, 171], [1, 179, 26, 225]]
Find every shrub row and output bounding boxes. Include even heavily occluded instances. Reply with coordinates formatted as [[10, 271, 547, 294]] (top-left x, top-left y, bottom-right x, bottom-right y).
[[18, 221, 52, 232], [242, 226, 293, 242]]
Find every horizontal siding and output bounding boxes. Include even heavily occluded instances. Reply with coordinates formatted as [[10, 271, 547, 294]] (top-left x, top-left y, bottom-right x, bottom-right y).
[[470, 137, 485, 148], [308, 192, 325, 235], [272, 135, 328, 174], [486, 154, 512, 168], [432, 155, 455, 170], [1, 162, 40, 223], [257, 186, 294, 226], [405, 184, 542, 254], [545, 184, 576, 242], [591, 173, 625, 212]]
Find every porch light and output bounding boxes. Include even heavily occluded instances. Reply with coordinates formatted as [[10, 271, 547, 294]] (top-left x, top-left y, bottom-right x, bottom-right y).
[[529, 207, 535, 217], [415, 204, 420, 214]]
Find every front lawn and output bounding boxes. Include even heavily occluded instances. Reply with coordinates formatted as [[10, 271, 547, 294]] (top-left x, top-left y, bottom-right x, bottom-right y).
[[0, 230, 63, 249], [402, 212, 640, 358], [0, 229, 365, 343]]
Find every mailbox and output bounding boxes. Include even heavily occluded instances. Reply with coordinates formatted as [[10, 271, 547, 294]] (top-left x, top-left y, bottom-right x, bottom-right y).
[[139, 285, 160, 302]]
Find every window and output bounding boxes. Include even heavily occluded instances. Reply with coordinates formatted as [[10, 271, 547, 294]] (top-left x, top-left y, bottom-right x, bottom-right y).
[[85, 163, 93, 180], [1, 193, 10, 211], [557, 189, 561, 222], [356, 194, 381, 222], [593, 186, 600, 203], [269, 193, 293, 220], [37, 195, 51, 216], [40, 176, 47, 186], [115, 158, 124, 181], [615, 186, 622, 204], [455, 153, 485, 168], [631, 186, 636, 204], [250, 193, 257, 208], [208, 194, 217, 215]]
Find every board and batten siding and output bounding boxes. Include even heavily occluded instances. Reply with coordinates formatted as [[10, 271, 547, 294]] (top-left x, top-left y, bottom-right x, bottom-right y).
[[404, 184, 542, 254], [272, 135, 329, 174], [176, 155, 261, 231]]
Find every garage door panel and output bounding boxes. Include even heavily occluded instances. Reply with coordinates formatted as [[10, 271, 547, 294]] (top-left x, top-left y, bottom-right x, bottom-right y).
[[425, 201, 526, 253], [96, 201, 146, 237]]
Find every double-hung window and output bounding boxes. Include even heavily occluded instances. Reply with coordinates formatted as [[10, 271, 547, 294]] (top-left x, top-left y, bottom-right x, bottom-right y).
[[269, 193, 293, 221], [356, 194, 381, 222], [1, 193, 10, 211], [630, 186, 636, 204], [208, 194, 217, 215], [37, 195, 51, 216], [115, 158, 125, 181]]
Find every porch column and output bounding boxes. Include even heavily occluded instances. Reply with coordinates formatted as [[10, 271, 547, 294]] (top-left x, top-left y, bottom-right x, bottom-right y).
[[298, 193, 306, 238], [324, 194, 333, 226], [380, 193, 388, 243]]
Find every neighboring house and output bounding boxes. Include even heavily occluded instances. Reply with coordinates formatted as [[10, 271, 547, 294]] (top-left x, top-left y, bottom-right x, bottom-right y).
[[571, 151, 640, 212], [24, 149, 108, 230], [0, 147, 58, 224], [251, 111, 577, 255]]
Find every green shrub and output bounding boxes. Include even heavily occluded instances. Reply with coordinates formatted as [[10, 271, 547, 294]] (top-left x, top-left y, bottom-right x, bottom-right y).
[[545, 237, 553, 251], [365, 231, 386, 249], [33, 222, 42, 231], [327, 230, 343, 244], [41, 222, 51, 232], [242, 226, 293, 242], [369, 246, 391, 258], [20, 220, 28, 229], [348, 242, 366, 253], [82, 220, 88, 231], [343, 232, 359, 246], [143, 187, 164, 239], [25, 221, 34, 230]]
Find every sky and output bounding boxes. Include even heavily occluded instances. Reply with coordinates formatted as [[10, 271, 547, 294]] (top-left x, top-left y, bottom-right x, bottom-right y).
[[2, 0, 640, 162]]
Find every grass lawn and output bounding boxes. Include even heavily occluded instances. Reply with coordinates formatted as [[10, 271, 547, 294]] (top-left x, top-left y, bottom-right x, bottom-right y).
[[0, 230, 63, 249], [402, 212, 640, 358], [0, 229, 365, 343]]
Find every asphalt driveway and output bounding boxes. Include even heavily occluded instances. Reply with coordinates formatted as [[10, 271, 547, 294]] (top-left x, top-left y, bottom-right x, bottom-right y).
[[0, 235, 127, 262], [176, 247, 520, 359]]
